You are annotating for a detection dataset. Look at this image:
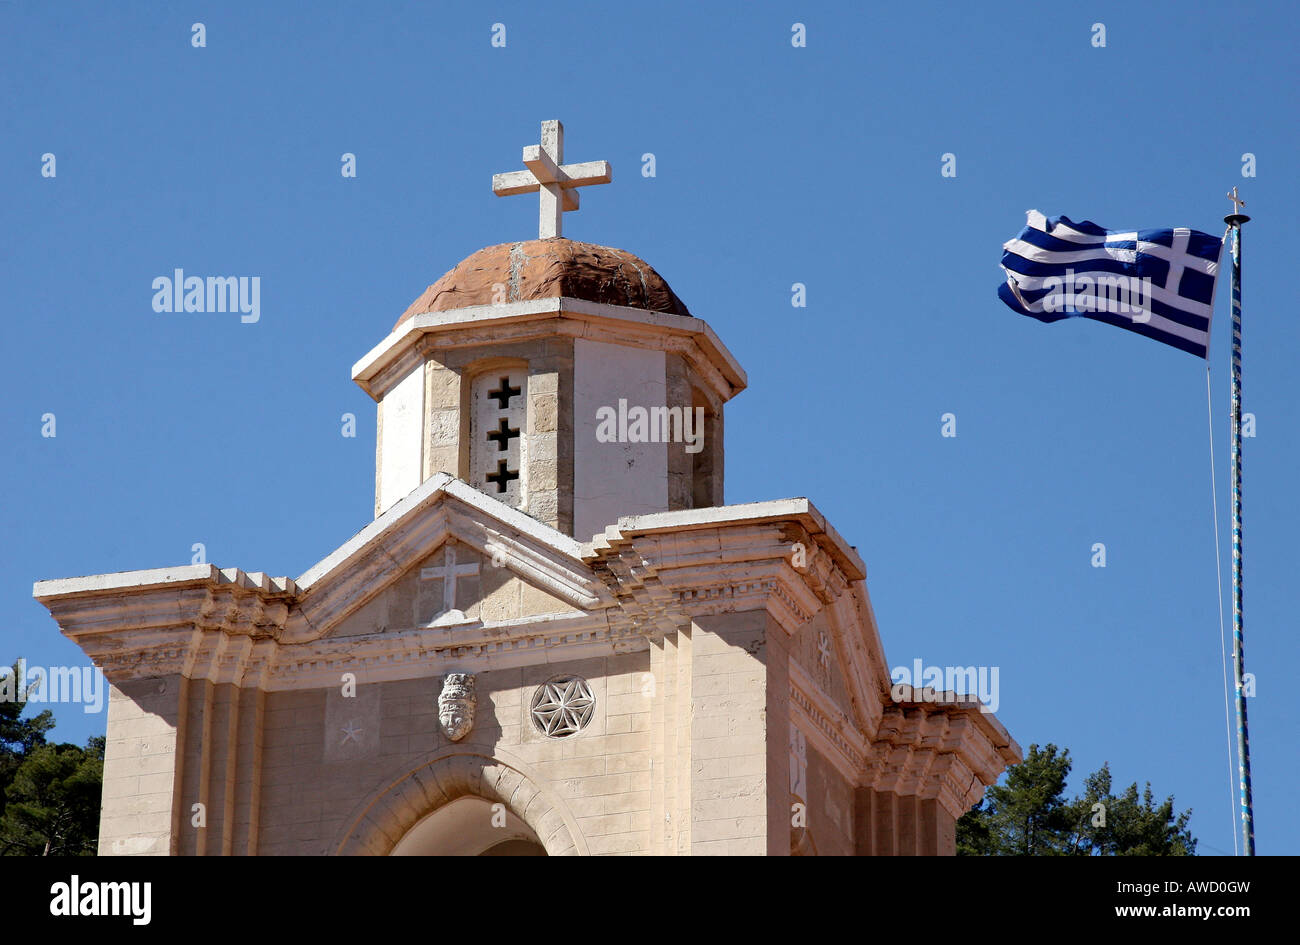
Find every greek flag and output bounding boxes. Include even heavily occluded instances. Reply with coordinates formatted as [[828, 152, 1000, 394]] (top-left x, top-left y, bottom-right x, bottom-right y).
[[998, 210, 1224, 358]]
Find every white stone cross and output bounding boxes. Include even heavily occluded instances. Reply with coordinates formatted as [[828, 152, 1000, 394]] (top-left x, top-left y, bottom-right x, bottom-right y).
[[421, 542, 480, 616], [492, 120, 612, 239]]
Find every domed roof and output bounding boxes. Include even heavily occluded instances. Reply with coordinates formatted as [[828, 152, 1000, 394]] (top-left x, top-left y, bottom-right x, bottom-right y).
[[396, 238, 691, 329]]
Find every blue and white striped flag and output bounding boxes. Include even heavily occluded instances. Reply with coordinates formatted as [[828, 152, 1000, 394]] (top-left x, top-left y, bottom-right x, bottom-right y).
[[998, 210, 1224, 358]]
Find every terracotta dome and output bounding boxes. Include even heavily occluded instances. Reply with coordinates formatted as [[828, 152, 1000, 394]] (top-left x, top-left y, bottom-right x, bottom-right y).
[[396, 238, 691, 329]]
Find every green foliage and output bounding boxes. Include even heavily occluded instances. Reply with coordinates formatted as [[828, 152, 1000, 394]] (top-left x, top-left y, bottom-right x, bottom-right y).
[[0, 661, 56, 825], [957, 743, 1196, 856], [0, 662, 104, 855], [0, 740, 104, 855], [957, 743, 1074, 855]]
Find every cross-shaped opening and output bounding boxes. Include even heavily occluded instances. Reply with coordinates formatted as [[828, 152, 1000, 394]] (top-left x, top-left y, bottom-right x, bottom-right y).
[[486, 418, 520, 452], [486, 459, 519, 493], [487, 377, 521, 409]]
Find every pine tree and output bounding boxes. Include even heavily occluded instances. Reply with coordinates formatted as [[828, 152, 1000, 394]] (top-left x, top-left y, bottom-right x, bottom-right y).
[[0, 662, 56, 826], [0, 739, 104, 855], [958, 743, 1074, 855], [957, 744, 1196, 856], [0, 662, 105, 855]]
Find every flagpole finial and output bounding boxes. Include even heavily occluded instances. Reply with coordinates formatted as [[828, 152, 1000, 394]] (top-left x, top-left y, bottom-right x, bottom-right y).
[[1226, 186, 1251, 226]]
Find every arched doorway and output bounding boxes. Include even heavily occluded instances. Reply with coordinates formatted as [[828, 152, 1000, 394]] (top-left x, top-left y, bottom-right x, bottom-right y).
[[334, 750, 585, 856], [390, 796, 547, 856]]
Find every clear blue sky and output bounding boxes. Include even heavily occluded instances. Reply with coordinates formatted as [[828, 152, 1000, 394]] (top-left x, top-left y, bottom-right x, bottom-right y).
[[3, 1, 1296, 855]]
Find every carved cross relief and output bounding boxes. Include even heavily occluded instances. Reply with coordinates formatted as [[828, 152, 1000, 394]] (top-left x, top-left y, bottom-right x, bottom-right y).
[[418, 540, 481, 626]]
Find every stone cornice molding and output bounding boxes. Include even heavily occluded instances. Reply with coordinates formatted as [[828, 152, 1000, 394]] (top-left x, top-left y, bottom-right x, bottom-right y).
[[863, 698, 1023, 818], [265, 612, 646, 691], [822, 586, 886, 737], [788, 661, 868, 784], [33, 566, 297, 684], [582, 499, 867, 634], [36, 592, 644, 691], [33, 476, 628, 689], [351, 297, 747, 403], [35, 494, 874, 691]]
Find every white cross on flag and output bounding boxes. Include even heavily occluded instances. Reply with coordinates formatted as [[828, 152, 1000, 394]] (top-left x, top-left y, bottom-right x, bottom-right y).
[[998, 210, 1224, 358]]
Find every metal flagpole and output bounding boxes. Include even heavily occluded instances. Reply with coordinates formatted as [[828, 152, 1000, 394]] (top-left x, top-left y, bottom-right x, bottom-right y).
[[1224, 186, 1254, 855]]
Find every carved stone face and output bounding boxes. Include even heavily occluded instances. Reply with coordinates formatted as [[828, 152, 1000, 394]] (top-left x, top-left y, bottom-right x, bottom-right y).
[[438, 673, 476, 742]]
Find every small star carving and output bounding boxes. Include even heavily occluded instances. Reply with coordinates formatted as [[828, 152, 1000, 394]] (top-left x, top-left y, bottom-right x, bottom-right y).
[[340, 720, 363, 745]]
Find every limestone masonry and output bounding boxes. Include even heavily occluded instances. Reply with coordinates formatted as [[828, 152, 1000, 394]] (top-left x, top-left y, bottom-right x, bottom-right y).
[[34, 120, 1019, 856]]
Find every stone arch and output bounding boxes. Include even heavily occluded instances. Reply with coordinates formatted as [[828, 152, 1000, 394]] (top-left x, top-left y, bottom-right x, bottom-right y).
[[391, 796, 546, 855], [334, 749, 586, 856]]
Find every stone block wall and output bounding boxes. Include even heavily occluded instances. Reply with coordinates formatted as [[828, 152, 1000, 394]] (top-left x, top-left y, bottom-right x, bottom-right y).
[[250, 653, 652, 855], [98, 676, 185, 856]]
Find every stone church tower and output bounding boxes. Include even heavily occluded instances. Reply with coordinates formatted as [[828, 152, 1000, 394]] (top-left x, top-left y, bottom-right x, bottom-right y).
[[35, 122, 1019, 856]]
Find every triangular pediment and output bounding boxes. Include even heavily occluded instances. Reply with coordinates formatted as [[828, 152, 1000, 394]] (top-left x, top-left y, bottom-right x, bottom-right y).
[[284, 474, 613, 643]]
